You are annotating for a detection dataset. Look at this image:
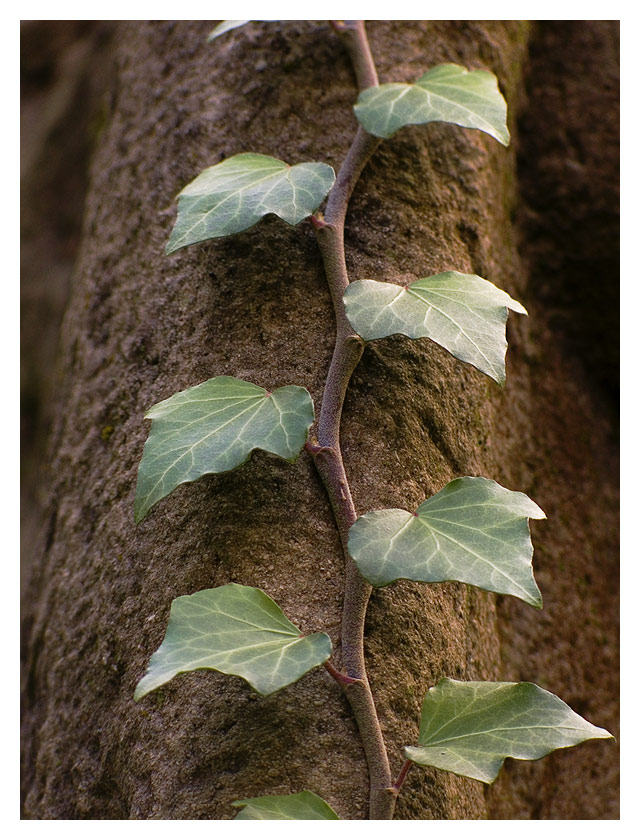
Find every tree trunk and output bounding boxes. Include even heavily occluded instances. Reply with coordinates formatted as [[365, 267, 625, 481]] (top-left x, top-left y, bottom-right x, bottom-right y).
[[21, 21, 618, 820]]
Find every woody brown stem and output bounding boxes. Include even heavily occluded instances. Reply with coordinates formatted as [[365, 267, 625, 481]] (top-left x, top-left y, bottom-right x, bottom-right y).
[[308, 21, 397, 821]]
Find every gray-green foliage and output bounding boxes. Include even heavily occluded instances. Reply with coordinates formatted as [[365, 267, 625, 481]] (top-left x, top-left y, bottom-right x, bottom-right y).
[[207, 20, 250, 41], [354, 63, 509, 144], [233, 791, 340, 820], [343, 272, 527, 385], [208, 21, 281, 42], [166, 153, 335, 253], [405, 679, 613, 783], [134, 376, 314, 523], [348, 477, 545, 607], [134, 584, 332, 699]]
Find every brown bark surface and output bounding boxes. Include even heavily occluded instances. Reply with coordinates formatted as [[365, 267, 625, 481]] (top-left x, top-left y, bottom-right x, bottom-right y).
[[21, 21, 619, 820]]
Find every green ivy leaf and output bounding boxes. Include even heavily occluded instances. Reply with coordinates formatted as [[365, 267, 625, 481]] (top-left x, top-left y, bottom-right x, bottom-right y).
[[233, 791, 340, 820], [348, 477, 545, 607], [406, 678, 613, 783], [166, 153, 335, 253], [207, 21, 281, 42], [343, 272, 526, 385], [135, 376, 314, 523], [134, 584, 332, 700], [207, 20, 251, 41], [354, 64, 510, 145]]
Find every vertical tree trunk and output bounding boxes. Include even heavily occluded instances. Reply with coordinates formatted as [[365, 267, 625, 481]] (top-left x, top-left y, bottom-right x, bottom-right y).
[[21, 21, 618, 819]]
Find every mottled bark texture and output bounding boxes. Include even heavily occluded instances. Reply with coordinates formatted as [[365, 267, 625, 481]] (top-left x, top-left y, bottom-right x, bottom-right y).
[[21, 21, 619, 819]]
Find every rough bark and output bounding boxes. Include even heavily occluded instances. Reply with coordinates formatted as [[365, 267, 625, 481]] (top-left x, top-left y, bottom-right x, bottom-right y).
[[21, 21, 618, 820], [21, 20, 115, 588]]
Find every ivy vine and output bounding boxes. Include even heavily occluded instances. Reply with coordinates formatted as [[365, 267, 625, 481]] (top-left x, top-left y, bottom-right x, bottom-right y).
[[133, 20, 612, 820]]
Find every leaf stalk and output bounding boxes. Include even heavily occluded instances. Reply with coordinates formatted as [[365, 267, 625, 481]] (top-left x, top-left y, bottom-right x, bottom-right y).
[[392, 759, 413, 793], [324, 660, 359, 686]]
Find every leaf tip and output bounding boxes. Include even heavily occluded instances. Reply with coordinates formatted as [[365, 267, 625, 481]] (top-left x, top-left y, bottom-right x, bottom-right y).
[[208, 20, 251, 42], [528, 499, 547, 521], [133, 679, 149, 702], [165, 237, 181, 256]]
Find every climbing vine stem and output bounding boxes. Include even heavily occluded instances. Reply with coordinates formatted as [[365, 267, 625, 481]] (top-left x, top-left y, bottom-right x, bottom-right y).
[[308, 20, 396, 820]]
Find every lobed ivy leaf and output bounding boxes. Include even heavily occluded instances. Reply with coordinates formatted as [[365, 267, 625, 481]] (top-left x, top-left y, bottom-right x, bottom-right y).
[[343, 271, 526, 385], [354, 63, 510, 145], [233, 791, 340, 820], [207, 20, 251, 41], [166, 153, 335, 253], [134, 584, 332, 700], [135, 376, 314, 523], [348, 477, 545, 607], [405, 678, 613, 783]]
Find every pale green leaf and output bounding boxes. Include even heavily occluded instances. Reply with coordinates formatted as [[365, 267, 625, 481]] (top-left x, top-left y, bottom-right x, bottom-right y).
[[233, 791, 340, 820], [135, 376, 314, 523], [343, 271, 526, 384], [134, 584, 332, 700], [348, 477, 545, 607], [354, 63, 509, 145], [207, 21, 280, 42], [166, 153, 335, 253], [405, 678, 613, 783], [207, 21, 250, 41]]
